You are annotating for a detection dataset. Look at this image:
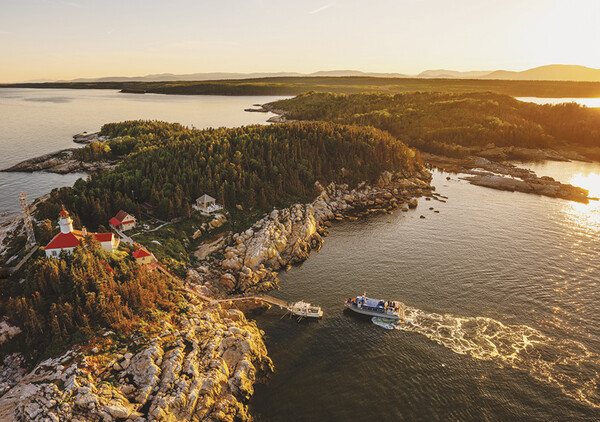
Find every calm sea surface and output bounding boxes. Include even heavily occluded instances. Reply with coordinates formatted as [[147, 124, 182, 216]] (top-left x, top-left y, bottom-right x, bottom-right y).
[[250, 166, 600, 421], [1, 89, 600, 420], [0, 88, 284, 219]]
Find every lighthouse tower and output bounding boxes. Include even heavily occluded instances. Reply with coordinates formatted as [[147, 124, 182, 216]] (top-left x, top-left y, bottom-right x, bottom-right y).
[[58, 209, 74, 234]]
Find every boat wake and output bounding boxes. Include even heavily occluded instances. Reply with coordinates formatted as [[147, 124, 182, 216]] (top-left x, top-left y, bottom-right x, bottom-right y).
[[372, 307, 600, 408]]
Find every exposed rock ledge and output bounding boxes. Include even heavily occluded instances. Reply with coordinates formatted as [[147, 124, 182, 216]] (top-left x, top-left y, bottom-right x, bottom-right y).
[[0, 302, 272, 422], [189, 169, 434, 295], [423, 153, 592, 203], [2, 150, 116, 174]]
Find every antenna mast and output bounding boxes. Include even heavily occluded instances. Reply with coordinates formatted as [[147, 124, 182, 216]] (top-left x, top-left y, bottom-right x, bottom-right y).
[[19, 192, 36, 247]]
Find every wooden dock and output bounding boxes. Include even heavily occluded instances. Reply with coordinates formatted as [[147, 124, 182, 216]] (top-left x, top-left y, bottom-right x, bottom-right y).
[[215, 294, 289, 309]]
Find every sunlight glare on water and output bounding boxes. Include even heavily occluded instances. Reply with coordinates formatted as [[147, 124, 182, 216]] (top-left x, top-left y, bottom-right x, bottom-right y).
[[563, 172, 600, 232]]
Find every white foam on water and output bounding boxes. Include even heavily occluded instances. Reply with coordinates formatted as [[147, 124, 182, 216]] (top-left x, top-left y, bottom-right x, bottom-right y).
[[373, 306, 600, 408]]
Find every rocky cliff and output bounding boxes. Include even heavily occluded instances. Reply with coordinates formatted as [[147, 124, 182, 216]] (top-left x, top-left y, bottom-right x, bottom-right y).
[[0, 301, 272, 422], [190, 169, 433, 295]]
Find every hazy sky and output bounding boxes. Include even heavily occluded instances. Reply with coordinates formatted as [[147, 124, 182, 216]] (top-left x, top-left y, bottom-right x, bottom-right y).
[[1, 0, 599, 82]]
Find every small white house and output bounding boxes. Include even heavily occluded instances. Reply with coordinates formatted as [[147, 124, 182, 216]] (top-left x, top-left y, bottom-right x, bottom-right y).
[[45, 209, 120, 258], [109, 210, 137, 231], [193, 194, 223, 215]]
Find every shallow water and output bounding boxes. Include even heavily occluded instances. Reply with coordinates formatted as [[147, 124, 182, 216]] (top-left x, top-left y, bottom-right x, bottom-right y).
[[250, 168, 600, 421], [0, 88, 284, 219]]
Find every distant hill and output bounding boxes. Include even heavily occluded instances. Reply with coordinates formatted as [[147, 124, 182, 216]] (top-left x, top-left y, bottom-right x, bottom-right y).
[[22, 65, 600, 84], [417, 69, 492, 79], [482, 65, 600, 82], [53, 70, 409, 83]]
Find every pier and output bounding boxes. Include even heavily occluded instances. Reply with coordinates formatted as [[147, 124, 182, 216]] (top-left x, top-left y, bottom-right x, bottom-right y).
[[215, 294, 289, 308]]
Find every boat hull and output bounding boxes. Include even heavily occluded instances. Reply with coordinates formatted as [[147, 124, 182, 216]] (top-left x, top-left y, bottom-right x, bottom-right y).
[[344, 303, 400, 320]]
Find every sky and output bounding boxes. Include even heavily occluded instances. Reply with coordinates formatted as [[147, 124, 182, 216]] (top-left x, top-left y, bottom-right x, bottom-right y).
[[0, 0, 599, 82]]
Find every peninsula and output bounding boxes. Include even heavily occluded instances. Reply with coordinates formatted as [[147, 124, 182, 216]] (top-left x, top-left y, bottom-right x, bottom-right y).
[[0, 120, 432, 421]]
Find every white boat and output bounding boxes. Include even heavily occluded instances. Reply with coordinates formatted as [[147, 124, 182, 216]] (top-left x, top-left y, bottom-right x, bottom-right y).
[[289, 301, 323, 319], [344, 294, 404, 320]]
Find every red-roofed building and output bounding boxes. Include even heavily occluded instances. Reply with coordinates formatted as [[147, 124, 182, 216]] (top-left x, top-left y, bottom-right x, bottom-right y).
[[44, 210, 120, 258], [133, 248, 156, 266], [109, 210, 137, 231]]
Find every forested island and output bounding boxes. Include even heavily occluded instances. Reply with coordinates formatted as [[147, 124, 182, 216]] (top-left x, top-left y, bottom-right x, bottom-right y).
[[266, 91, 600, 200], [3, 75, 600, 97], [0, 120, 433, 421]]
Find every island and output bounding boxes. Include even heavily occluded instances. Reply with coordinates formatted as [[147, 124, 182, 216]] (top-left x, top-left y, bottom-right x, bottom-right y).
[[0, 120, 432, 421]]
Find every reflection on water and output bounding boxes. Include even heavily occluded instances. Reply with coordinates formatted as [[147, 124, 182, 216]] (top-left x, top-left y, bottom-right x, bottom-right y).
[[252, 169, 600, 421], [563, 172, 600, 232], [570, 172, 600, 198], [374, 304, 600, 408], [523, 162, 600, 234]]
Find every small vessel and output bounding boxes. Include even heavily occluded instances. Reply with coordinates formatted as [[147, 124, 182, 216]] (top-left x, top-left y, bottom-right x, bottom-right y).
[[344, 294, 403, 320], [289, 301, 323, 319]]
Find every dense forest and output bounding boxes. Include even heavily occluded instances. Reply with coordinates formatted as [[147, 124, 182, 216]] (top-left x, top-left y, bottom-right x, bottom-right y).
[[0, 238, 184, 356], [3, 76, 600, 97], [39, 121, 422, 227], [269, 92, 600, 157]]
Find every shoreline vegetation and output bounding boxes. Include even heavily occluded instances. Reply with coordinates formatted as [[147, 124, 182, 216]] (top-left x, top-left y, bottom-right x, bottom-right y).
[[265, 91, 600, 202], [3, 76, 600, 98]]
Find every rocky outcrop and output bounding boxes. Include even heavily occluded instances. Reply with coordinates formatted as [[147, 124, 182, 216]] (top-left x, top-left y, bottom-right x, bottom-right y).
[[422, 152, 593, 203], [463, 173, 590, 202], [2, 150, 116, 174], [0, 320, 21, 345], [73, 132, 107, 144], [194, 170, 433, 294], [0, 303, 272, 422]]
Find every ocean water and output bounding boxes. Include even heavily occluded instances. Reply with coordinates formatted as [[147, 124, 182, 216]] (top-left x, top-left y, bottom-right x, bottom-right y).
[[0, 88, 284, 220], [250, 166, 600, 421]]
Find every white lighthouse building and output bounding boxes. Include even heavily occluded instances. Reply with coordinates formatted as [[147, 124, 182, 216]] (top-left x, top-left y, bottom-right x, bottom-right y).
[[44, 209, 120, 258]]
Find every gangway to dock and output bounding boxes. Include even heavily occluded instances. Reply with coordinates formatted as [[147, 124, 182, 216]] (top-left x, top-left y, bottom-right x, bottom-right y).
[[215, 295, 323, 319], [215, 294, 289, 309]]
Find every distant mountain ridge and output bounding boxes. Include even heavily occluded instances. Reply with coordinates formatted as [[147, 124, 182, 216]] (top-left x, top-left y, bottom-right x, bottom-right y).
[[26, 65, 600, 83], [481, 65, 600, 82]]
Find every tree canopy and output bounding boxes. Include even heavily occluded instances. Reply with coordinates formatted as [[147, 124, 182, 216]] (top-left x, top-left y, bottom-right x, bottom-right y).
[[40, 121, 422, 226], [269, 92, 600, 157]]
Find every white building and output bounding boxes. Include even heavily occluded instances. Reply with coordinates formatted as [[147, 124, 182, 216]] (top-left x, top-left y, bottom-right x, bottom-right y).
[[193, 194, 223, 215], [109, 210, 137, 231], [44, 209, 120, 258]]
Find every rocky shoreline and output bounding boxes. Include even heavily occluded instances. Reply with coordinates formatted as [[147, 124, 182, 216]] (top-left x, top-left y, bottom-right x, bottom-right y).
[[2, 149, 116, 174], [0, 167, 433, 421], [422, 153, 593, 202], [0, 300, 272, 422], [187, 169, 434, 297], [263, 103, 598, 203], [2, 132, 114, 175]]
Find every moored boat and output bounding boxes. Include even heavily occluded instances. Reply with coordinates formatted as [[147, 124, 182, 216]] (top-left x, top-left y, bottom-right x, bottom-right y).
[[289, 301, 323, 319], [344, 294, 403, 320]]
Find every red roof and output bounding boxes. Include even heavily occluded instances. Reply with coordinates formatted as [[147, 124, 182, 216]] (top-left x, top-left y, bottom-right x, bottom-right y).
[[94, 233, 114, 242], [45, 231, 114, 250], [59, 209, 69, 216], [133, 249, 151, 258], [109, 217, 122, 226], [45, 232, 81, 250], [113, 210, 133, 223]]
